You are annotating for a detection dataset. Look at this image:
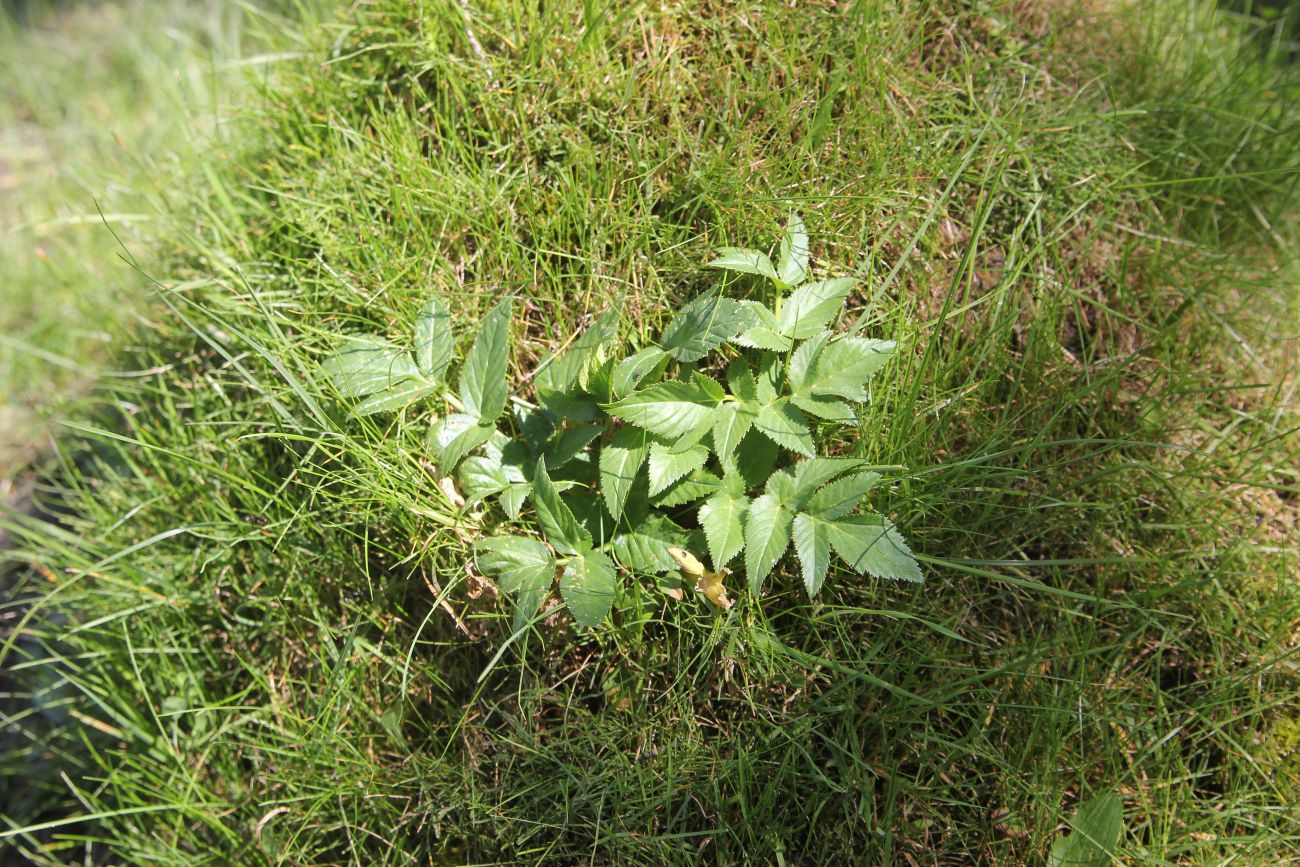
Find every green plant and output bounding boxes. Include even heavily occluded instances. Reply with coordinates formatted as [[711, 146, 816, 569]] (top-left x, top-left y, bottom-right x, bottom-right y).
[[322, 215, 921, 629]]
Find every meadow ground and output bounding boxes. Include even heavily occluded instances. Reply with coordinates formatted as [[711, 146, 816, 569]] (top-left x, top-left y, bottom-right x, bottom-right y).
[[2, 0, 1298, 864]]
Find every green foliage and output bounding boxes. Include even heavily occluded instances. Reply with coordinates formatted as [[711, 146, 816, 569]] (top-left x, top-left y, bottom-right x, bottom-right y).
[[323, 216, 920, 628], [1048, 792, 1124, 867]]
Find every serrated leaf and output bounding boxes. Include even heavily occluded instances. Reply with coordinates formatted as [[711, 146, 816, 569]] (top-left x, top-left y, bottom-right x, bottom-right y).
[[609, 513, 685, 574], [612, 346, 666, 397], [499, 484, 529, 519], [414, 296, 453, 381], [792, 513, 832, 595], [1048, 792, 1123, 867], [708, 246, 779, 281], [791, 393, 856, 422], [755, 352, 780, 403], [730, 301, 793, 351], [711, 400, 757, 467], [787, 331, 831, 392], [777, 213, 809, 287], [459, 298, 512, 422], [458, 455, 509, 504], [824, 516, 922, 582], [744, 493, 792, 593], [323, 337, 422, 398], [430, 412, 494, 468], [699, 490, 748, 571], [754, 400, 815, 456], [652, 468, 722, 507], [529, 459, 592, 556], [726, 357, 758, 401], [648, 442, 709, 496], [800, 337, 896, 402], [599, 425, 649, 521], [765, 468, 797, 503], [474, 536, 555, 631], [805, 471, 881, 519], [607, 379, 720, 440], [660, 294, 757, 362], [536, 303, 623, 397], [777, 277, 856, 339], [790, 457, 864, 505], [560, 549, 618, 628]]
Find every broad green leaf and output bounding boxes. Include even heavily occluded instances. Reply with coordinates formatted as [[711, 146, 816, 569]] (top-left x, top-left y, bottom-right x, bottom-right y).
[[792, 513, 832, 595], [824, 515, 922, 582], [800, 337, 896, 402], [744, 492, 792, 593], [726, 357, 758, 401], [430, 412, 494, 468], [544, 423, 603, 468], [787, 331, 832, 393], [458, 455, 509, 504], [459, 298, 512, 421], [652, 468, 722, 507], [777, 277, 856, 339], [729, 301, 793, 351], [648, 442, 709, 496], [734, 430, 779, 489], [609, 513, 685, 574], [560, 549, 618, 628], [1048, 792, 1123, 867], [791, 393, 855, 422], [413, 296, 453, 381], [529, 459, 592, 556], [711, 400, 757, 467], [708, 246, 779, 282], [790, 457, 864, 505], [660, 294, 757, 362], [754, 400, 815, 456], [699, 490, 748, 570], [323, 337, 421, 398], [777, 213, 809, 287], [755, 352, 780, 403], [474, 536, 554, 631], [535, 303, 623, 396], [353, 380, 440, 416], [499, 484, 529, 519], [599, 425, 650, 521], [764, 468, 798, 503], [612, 346, 666, 397], [805, 471, 881, 519], [607, 378, 720, 440]]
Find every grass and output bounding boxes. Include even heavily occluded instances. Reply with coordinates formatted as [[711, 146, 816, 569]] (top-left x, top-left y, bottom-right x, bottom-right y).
[[1, 0, 1298, 863]]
